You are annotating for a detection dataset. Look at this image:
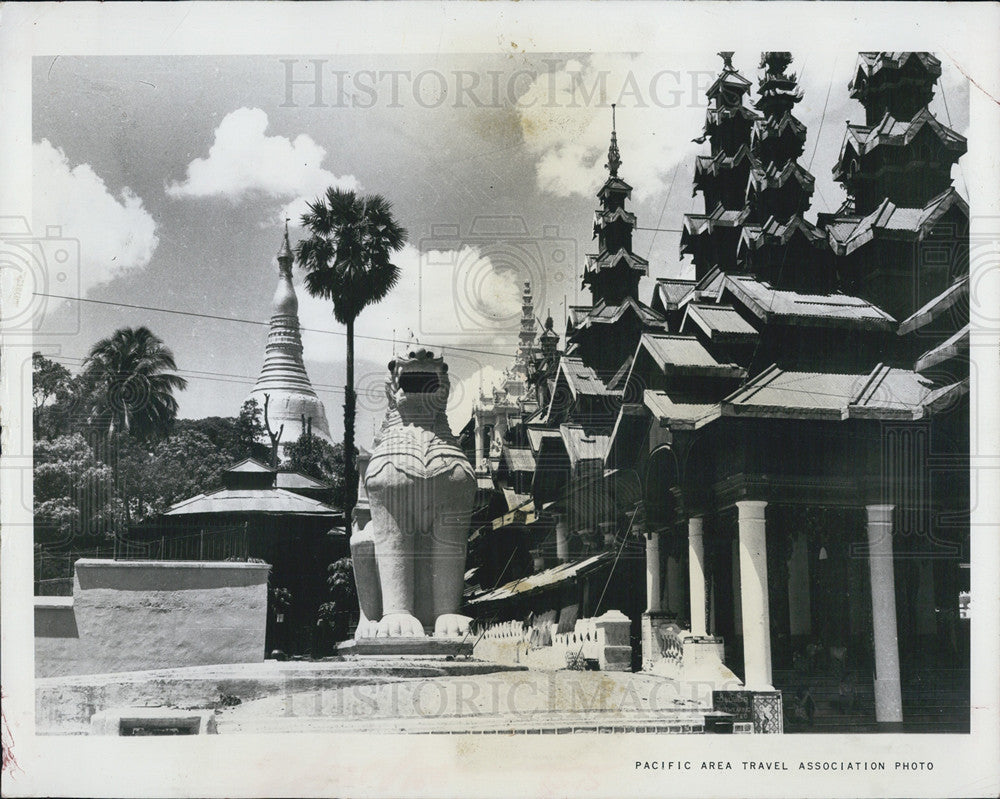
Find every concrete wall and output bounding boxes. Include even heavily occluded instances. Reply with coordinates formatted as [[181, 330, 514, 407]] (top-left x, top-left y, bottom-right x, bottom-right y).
[[35, 560, 270, 678]]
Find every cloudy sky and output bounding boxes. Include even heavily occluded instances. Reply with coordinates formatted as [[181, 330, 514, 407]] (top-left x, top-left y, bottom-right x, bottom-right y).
[[31, 52, 969, 440]]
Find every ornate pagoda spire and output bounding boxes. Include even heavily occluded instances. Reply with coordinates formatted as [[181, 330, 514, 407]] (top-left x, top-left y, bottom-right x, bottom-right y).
[[682, 51, 759, 279], [606, 103, 622, 177], [582, 105, 648, 305], [737, 52, 833, 290], [514, 281, 536, 379], [834, 52, 966, 215], [245, 224, 332, 450]]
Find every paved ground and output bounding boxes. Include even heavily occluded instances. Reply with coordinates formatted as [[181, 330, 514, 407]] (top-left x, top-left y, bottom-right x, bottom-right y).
[[216, 668, 712, 734]]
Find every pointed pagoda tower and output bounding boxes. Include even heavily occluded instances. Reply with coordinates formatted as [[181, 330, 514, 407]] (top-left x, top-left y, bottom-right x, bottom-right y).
[[245, 225, 332, 450], [567, 106, 665, 375], [681, 52, 759, 280], [823, 52, 968, 321], [582, 104, 649, 305], [739, 52, 832, 291]]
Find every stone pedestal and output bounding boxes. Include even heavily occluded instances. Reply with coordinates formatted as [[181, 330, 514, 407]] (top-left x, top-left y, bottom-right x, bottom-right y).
[[712, 689, 783, 734], [641, 611, 677, 671], [337, 637, 473, 657]]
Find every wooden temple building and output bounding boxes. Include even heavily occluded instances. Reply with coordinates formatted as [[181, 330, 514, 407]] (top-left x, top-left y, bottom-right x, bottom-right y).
[[463, 51, 969, 731]]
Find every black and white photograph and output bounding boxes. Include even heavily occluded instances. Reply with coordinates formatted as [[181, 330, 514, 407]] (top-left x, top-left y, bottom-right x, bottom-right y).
[[1, 3, 998, 798]]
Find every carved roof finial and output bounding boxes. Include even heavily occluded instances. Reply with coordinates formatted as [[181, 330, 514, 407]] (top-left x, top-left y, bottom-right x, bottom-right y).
[[719, 51, 735, 70], [606, 103, 621, 177]]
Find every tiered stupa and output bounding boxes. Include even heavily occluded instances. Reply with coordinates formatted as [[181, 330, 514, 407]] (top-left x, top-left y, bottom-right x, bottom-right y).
[[245, 226, 332, 450], [681, 52, 759, 279]]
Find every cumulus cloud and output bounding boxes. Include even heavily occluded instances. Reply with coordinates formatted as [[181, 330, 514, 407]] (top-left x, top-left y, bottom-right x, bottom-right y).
[[294, 242, 522, 430], [515, 54, 713, 200], [165, 107, 359, 218], [33, 139, 159, 292]]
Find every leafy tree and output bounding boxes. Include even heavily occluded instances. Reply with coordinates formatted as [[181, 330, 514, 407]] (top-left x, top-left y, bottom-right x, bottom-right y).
[[317, 557, 357, 641], [33, 434, 114, 546], [296, 188, 408, 526], [33, 353, 88, 440], [282, 432, 347, 507], [235, 398, 270, 462]]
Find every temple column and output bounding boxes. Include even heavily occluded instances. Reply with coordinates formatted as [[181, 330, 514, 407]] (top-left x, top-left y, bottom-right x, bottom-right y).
[[866, 504, 903, 723], [666, 554, 684, 617], [737, 500, 772, 689], [555, 514, 570, 564], [787, 531, 811, 638], [645, 532, 663, 613], [688, 516, 707, 636]]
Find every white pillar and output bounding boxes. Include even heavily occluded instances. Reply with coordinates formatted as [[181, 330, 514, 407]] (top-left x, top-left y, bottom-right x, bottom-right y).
[[737, 500, 772, 690], [555, 515, 570, 564], [866, 504, 903, 723], [474, 416, 485, 471], [666, 555, 684, 617], [688, 516, 707, 637], [645, 532, 662, 613]]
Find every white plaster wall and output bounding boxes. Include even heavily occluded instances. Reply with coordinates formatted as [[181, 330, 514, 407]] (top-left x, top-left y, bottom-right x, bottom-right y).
[[35, 560, 269, 678]]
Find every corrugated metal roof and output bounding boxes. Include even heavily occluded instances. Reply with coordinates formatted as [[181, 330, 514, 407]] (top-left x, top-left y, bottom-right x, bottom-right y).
[[561, 357, 620, 398], [726, 275, 896, 329], [643, 391, 720, 429], [560, 425, 610, 466], [467, 553, 611, 604], [638, 334, 744, 377], [684, 303, 758, 338], [722, 363, 939, 420], [165, 487, 339, 517], [837, 189, 967, 256], [654, 278, 697, 311], [526, 427, 561, 453]]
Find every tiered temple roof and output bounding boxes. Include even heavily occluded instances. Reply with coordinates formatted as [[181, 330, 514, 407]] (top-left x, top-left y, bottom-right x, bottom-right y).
[[683, 52, 760, 279]]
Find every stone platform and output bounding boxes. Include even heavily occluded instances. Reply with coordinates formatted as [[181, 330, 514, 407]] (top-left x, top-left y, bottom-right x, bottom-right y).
[[337, 637, 473, 657]]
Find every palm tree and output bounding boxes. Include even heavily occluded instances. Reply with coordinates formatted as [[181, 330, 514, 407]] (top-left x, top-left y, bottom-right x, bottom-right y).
[[82, 326, 188, 442], [296, 188, 408, 523], [82, 326, 188, 531]]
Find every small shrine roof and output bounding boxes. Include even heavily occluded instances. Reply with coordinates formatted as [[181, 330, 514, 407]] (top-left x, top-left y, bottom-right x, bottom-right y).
[[682, 303, 759, 339], [835, 188, 968, 255], [752, 113, 807, 145], [740, 215, 827, 252], [643, 391, 720, 430], [571, 296, 667, 332], [526, 427, 561, 453], [503, 447, 537, 473], [915, 325, 969, 373], [164, 487, 341, 518], [225, 458, 273, 474], [586, 248, 650, 274], [898, 276, 969, 335], [851, 52, 942, 92], [694, 145, 754, 182], [748, 160, 816, 193], [725, 275, 896, 330], [721, 362, 943, 421], [560, 424, 612, 466], [560, 357, 620, 398], [653, 277, 697, 312], [842, 108, 967, 160], [635, 333, 746, 378]]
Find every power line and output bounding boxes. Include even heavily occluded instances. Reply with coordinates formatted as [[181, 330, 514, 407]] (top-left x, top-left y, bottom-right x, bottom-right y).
[[32, 292, 516, 360], [634, 226, 683, 234]]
